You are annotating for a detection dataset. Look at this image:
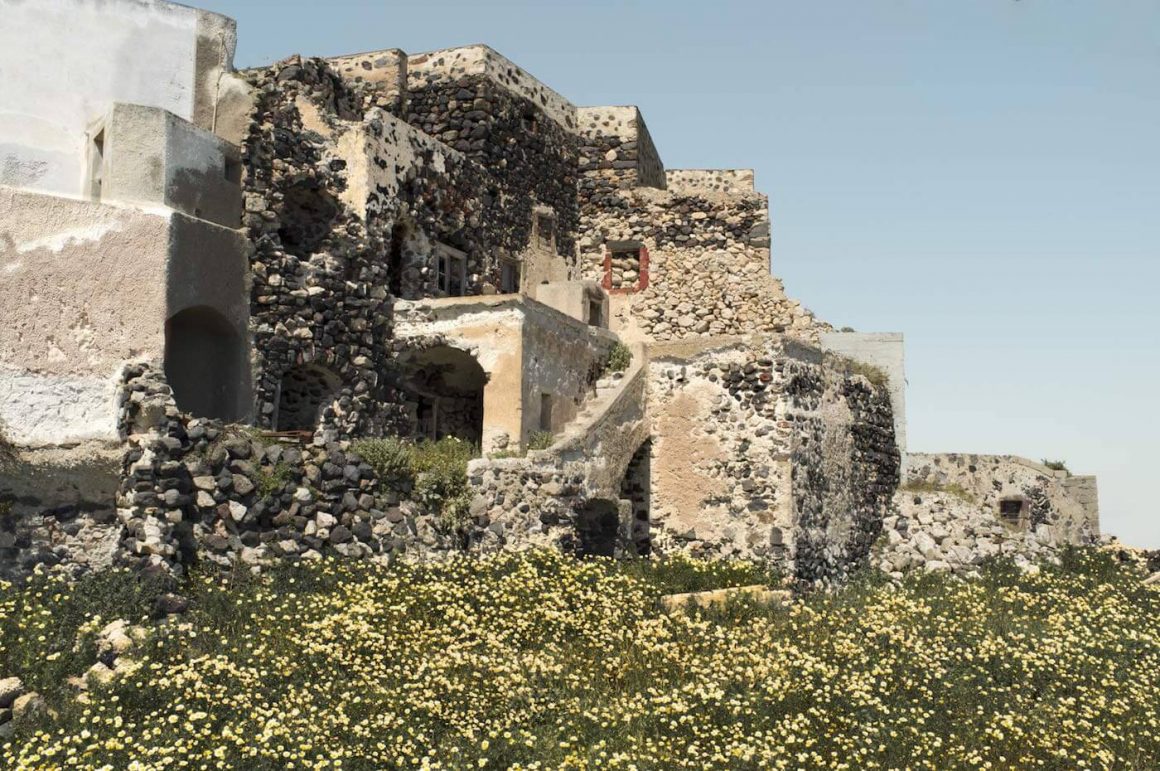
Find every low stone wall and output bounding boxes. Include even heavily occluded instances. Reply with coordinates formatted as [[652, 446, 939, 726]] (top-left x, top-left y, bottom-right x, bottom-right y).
[[904, 453, 1099, 543]]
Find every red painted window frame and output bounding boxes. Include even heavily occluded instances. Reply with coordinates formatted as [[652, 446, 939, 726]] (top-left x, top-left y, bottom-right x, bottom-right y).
[[602, 244, 649, 294]]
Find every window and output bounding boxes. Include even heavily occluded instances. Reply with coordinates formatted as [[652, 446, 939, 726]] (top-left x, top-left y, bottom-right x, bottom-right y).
[[535, 213, 556, 251], [435, 243, 467, 296], [521, 112, 538, 133], [999, 499, 1025, 526], [539, 393, 553, 432], [604, 242, 648, 292], [500, 258, 521, 294], [587, 298, 602, 327]]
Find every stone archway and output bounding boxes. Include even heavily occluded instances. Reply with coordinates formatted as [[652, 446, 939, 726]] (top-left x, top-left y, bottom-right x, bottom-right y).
[[398, 345, 486, 446], [164, 305, 244, 421], [274, 364, 341, 432]]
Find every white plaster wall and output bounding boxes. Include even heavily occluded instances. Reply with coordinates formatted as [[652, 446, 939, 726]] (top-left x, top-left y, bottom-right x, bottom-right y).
[[821, 331, 907, 454], [0, 0, 208, 197], [0, 367, 122, 446]]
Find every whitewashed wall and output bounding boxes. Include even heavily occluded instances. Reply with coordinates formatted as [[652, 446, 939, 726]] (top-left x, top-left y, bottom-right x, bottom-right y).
[[0, 0, 214, 197]]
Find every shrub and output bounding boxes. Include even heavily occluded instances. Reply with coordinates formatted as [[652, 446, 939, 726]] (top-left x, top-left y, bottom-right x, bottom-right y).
[[351, 436, 412, 481], [1042, 458, 1069, 472], [409, 438, 478, 532], [603, 342, 633, 374], [526, 430, 555, 451], [846, 360, 888, 387], [254, 461, 293, 499]]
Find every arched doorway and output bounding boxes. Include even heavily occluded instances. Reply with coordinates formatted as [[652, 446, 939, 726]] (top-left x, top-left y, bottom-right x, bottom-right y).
[[274, 365, 340, 432], [164, 306, 244, 421], [620, 439, 652, 556], [575, 499, 621, 557], [398, 345, 486, 445]]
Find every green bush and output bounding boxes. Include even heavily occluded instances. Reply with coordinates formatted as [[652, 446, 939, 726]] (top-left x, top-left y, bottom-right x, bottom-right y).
[[254, 461, 293, 499], [410, 438, 477, 532], [351, 436, 413, 481], [527, 430, 555, 451], [603, 342, 633, 374], [1042, 458, 1069, 472], [353, 437, 479, 531]]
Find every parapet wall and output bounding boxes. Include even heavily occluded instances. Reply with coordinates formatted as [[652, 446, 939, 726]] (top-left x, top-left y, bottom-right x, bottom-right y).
[[408, 45, 578, 131], [665, 169, 755, 197], [577, 106, 666, 190]]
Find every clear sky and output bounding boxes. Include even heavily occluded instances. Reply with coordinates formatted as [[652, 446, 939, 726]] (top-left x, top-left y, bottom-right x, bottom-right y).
[[199, 0, 1160, 547]]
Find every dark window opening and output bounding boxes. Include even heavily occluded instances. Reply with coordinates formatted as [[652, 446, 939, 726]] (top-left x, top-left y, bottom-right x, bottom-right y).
[[587, 298, 603, 327], [500, 259, 521, 294], [999, 498, 1025, 526], [88, 128, 105, 201], [535, 213, 556, 250], [278, 182, 340, 257], [224, 157, 242, 185], [539, 393, 553, 433], [387, 223, 407, 297], [275, 365, 340, 432], [521, 112, 538, 133], [164, 306, 243, 422]]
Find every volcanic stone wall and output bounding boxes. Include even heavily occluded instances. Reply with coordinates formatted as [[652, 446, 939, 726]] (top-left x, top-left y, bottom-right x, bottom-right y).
[[577, 106, 666, 193], [404, 62, 581, 267], [781, 342, 900, 584], [645, 336, 899, 583], [580, 185, 827, 343], [241, 57, 403, 438]]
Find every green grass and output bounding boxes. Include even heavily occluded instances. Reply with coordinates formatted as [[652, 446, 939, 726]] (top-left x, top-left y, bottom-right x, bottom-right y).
[[2, 548, 1158, 769], [900, 479, 978, 505]]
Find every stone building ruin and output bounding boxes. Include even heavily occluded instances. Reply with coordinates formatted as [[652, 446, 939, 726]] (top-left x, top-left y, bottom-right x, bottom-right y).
[[0, 0, 1100, 583]]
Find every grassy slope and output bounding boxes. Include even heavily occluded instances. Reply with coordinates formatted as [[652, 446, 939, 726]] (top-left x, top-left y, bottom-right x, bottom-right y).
[[1, 549, 1158, 770]]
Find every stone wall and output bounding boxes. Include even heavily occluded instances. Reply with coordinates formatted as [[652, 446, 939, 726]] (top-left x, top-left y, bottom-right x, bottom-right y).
[[577, 106, 666, 192], [241, 57, 403, 439], [579, 185, 826, 343], [904, 453, 1099, 543], [404, 52, 581, 271], [644, 335, 899, 583]]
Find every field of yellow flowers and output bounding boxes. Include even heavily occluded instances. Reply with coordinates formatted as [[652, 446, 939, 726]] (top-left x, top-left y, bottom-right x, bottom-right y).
[[2, 548, 1158, 770]]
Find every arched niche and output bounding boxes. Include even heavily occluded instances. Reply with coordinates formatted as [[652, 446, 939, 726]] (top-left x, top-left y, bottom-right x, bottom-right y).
[[164, 306, 244, 422], [274, 364, 341, 432]]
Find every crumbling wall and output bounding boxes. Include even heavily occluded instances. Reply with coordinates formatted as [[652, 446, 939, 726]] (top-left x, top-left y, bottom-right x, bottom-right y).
[[783, 343, 900, 584], [405, 51, 581, 270], [579, 186, 826, 343], [644, 336, 898, 582], [903, 453, 1099, 544], [241, 58, 403, 438]]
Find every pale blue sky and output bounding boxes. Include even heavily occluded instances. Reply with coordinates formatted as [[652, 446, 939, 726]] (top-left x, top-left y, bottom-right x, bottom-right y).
[[200, 0, 1160, 547]]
